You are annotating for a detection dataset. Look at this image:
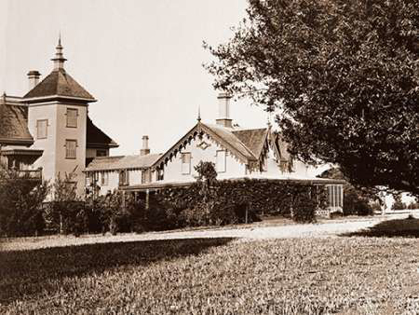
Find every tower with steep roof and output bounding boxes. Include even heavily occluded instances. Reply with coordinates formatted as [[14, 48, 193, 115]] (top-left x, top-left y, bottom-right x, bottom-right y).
[[23, 38, 96, 196]]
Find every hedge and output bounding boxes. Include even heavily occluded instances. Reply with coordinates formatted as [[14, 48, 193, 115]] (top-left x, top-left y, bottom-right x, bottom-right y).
[[1, 163, 327, 237]]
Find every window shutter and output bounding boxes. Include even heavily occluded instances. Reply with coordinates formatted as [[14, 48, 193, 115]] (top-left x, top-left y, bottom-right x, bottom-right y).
[[66, 108, 78, 128]]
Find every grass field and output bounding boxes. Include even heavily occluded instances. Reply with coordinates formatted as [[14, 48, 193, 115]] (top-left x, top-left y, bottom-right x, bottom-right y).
[[1, 227, 419, 314]]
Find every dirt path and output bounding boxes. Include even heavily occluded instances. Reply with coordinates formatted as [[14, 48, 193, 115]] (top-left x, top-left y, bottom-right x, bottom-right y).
[[6, 213, 414, 252]]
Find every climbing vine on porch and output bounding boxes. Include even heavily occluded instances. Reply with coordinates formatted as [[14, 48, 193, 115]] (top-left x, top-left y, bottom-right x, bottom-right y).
[[153, 162, 327, 226]]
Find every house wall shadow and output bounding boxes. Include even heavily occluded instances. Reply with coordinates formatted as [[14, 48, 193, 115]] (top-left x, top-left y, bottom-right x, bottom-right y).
[[0, 237, 235, 304], [340, 217, 419, 238]]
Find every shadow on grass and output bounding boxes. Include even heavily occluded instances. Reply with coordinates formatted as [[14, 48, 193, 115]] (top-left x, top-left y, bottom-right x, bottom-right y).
[[341, 217, 419, 238], [0, 237, 235, 304]]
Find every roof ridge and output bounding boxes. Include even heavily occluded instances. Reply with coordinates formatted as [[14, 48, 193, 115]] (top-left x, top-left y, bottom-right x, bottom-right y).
[[94, 155, 125, 160], [202, 123, 257, 160], [120, 153, 162, 158], [232, 127, 268, 132]]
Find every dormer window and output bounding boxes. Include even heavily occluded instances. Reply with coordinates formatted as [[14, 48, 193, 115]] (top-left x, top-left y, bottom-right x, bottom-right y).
[[66, 108, 78, 128], [97, 150, 107, 157], [181, 152, 191, 175]]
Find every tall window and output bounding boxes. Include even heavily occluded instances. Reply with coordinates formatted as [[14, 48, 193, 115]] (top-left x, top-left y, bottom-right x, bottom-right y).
[[327, 185, 343, 210], [101, 172, 109, 186], [157, 168, 164, 181], [66, 108, 78, 128], [65, 139, 77, 159], [119, 170, 129, 186], [141, 170, 151, 184], [216, 150, 226, 173], [181, 152, 191, 174], [36, 119, 48, 139]]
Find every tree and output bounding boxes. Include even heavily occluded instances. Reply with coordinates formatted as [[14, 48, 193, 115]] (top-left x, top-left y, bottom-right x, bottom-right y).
[[0, 166, 49, 236], [206, 0, 419, 196], [45, 173, 87, 236]]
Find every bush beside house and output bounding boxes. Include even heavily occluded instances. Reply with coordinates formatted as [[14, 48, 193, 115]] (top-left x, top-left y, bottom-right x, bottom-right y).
[[150, 162, 322, 227], [0, 167, 48, 237], [1, 162, 328, 237]]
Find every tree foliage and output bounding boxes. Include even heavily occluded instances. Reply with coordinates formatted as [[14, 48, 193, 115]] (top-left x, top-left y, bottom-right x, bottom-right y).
[[206, 0, 419, 195], [0, 166, 49, 236]]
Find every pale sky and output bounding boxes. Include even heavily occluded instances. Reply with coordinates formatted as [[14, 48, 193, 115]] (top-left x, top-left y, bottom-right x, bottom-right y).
[[0, 0, 268, 155]]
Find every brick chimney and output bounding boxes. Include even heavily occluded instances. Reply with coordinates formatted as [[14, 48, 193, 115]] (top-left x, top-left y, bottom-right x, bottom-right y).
[[216, 91, 233, 128], [140, 135, 150, 156], [27, 70, 41, 91]]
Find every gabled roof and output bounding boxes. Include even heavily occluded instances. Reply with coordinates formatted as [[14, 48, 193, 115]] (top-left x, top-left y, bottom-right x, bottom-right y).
[[86, 117, 119, 149], [202, 124, 257, 161], [271, 132, 292, 161], [152, 122, 271, 169], [23, 69, 95, 102], [86, 153, 162, 172], [232, 128, 269, 159], [0, 96, 33, 146]]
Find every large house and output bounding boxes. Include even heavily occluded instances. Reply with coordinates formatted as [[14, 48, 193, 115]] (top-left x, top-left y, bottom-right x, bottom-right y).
[[85, 92, 344, 213], [1, 39, 344, 213], [0, 39, 118, 196]]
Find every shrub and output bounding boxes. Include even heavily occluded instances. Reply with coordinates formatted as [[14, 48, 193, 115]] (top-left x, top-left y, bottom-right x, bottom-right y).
[[407, 201, 419, 210], [0, 167, 49, 237], [392, 194, 407, 210], [292, 196, 317, 223], [148, 162, 324, 228], [343, 190, 374, 216], [45, 174, 87, 236]]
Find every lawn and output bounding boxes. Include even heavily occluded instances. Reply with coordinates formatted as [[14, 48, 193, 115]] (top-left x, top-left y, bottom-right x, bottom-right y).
[[1, 232, 419, 314], [345, 217, 419, 238]]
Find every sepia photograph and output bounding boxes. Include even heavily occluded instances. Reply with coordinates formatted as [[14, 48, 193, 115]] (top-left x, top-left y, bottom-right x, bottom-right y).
[[0, 0, 418, 314]]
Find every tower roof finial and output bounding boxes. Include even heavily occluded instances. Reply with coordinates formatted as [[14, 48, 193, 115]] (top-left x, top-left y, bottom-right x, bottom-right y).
[[51, 34, 67, 70]]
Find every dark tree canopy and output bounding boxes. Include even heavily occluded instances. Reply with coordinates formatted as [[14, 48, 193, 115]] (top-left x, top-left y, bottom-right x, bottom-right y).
[[206, 0, 419, 196]]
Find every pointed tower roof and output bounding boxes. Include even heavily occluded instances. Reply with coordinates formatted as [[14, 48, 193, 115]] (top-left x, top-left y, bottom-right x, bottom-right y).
[[23, 37, 96, 103]]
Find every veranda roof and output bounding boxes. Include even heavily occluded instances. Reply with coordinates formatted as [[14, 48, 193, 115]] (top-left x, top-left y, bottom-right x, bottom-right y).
[[122, 174, 346, 192], [86, 153, 162, 172]]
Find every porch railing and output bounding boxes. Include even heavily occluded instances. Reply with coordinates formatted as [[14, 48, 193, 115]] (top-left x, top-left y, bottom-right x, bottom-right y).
[[16, 169, 43, 180]]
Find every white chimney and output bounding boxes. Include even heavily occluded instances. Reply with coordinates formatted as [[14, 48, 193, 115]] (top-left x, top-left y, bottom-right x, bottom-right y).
[[27, 70, 41, 91], [216, 91, 233, 128], [140, 135, 150, 156]]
